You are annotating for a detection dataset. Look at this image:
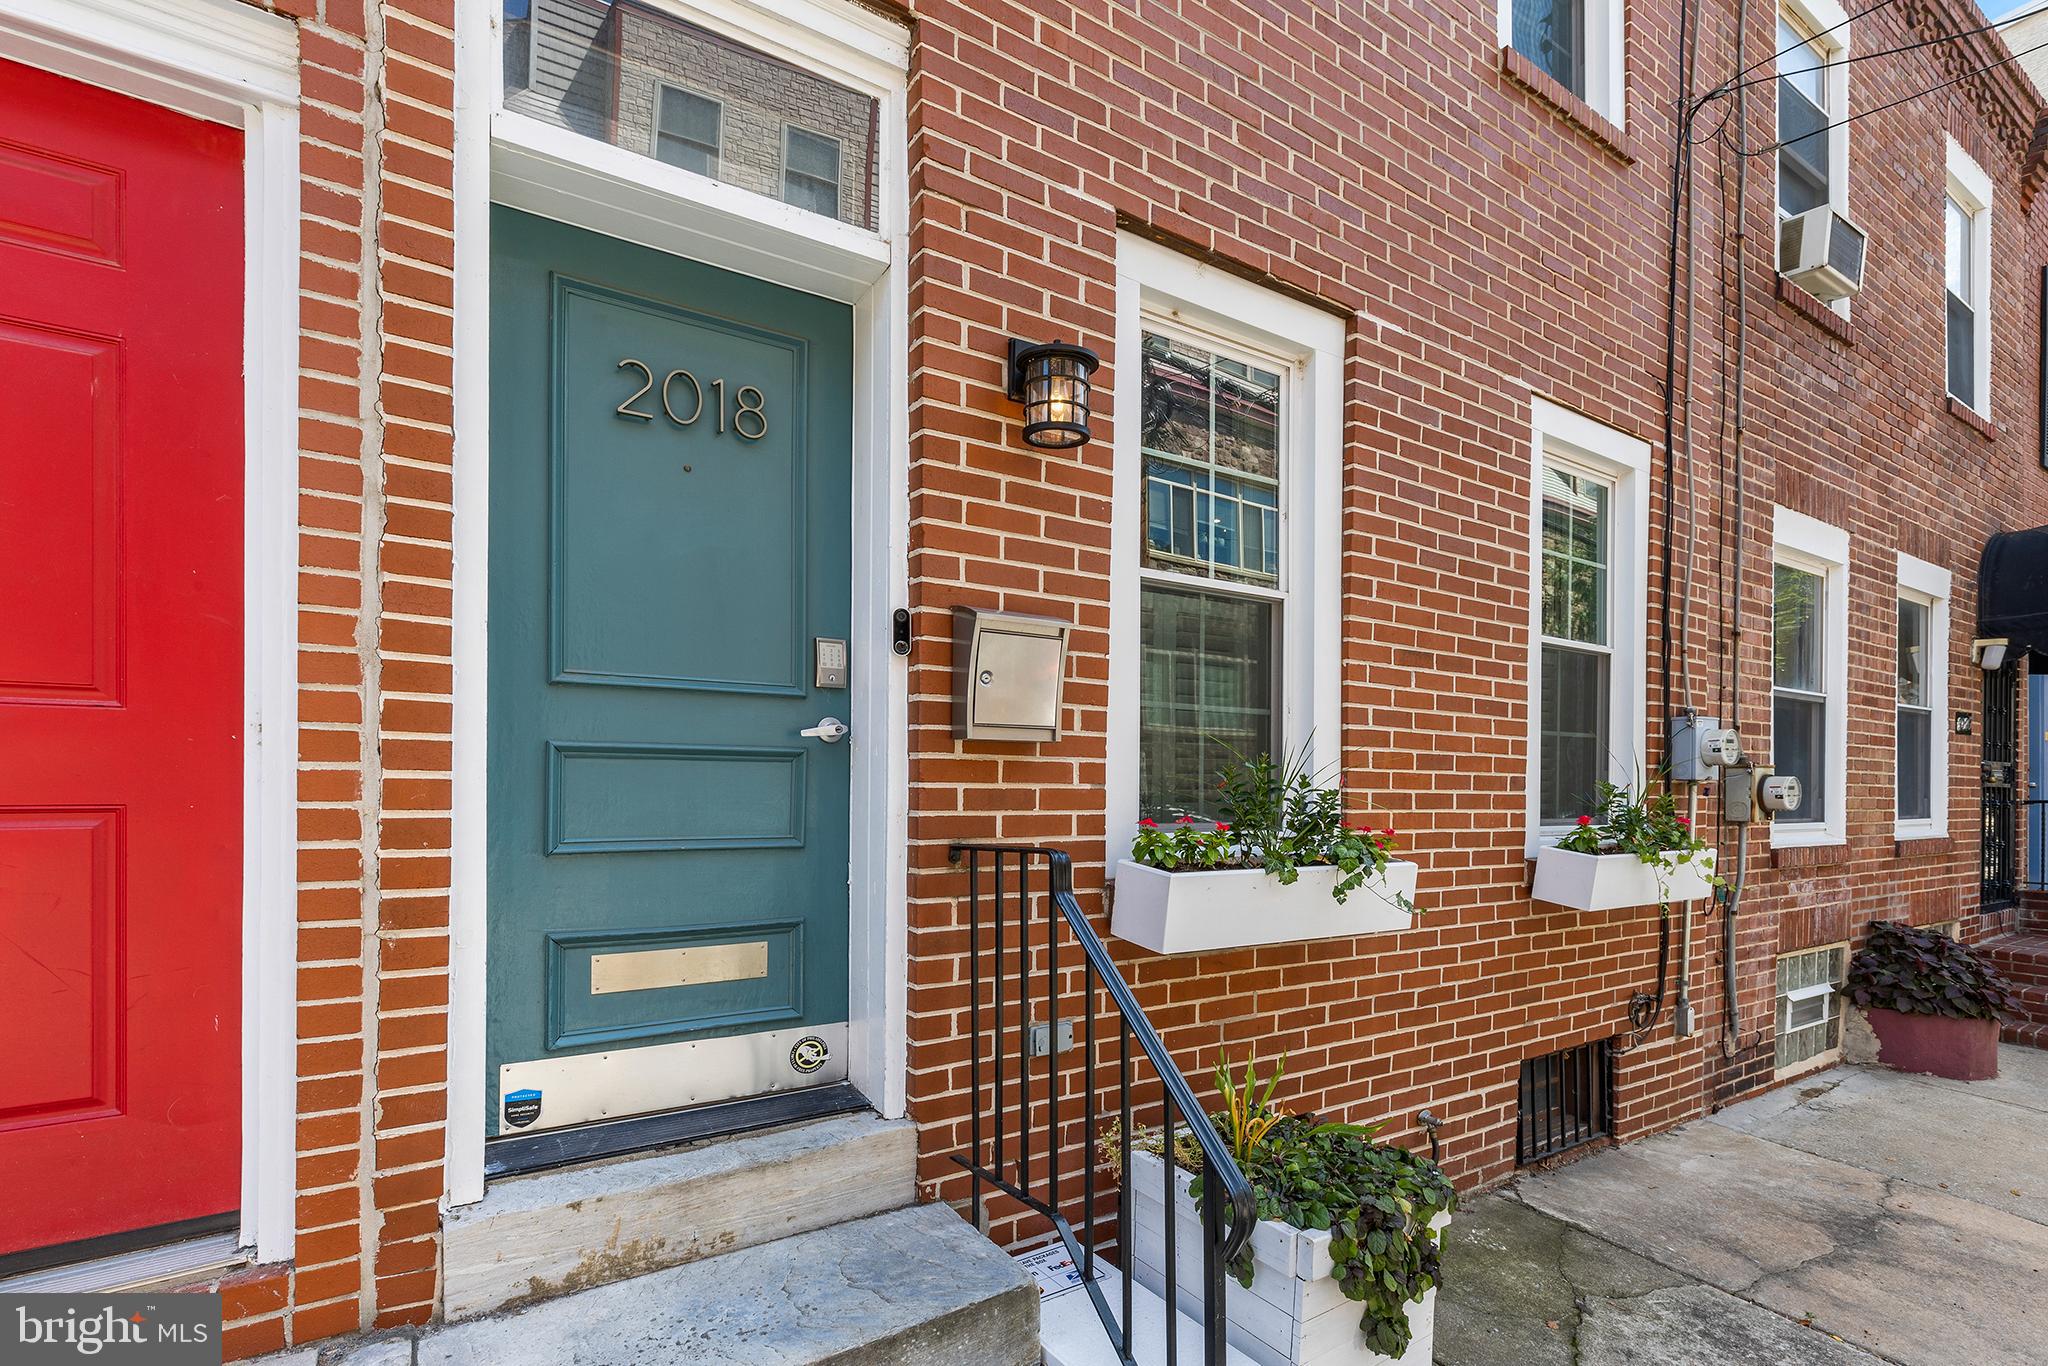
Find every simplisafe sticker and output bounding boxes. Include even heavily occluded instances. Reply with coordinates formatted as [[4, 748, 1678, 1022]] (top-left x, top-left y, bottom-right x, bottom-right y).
[[789, 1035, 830, 1075], [503, 1088, 543, 1129], [3, 1294, 221, 1364]]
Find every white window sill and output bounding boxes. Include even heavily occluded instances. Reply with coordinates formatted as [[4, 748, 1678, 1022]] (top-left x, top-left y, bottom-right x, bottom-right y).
[[1894, 820, 1946, 842], [1769, 823, 1845, 850]]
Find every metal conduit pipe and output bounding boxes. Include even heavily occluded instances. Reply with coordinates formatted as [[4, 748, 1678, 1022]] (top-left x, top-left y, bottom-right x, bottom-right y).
[[1721, 825, 1750, 1060]]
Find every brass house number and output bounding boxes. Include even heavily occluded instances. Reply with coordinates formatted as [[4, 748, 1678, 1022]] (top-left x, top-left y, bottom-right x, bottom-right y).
[[614, 358, 768, 440]]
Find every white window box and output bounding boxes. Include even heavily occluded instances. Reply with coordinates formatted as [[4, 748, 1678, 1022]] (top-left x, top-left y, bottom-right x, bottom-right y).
[[1129, 1149, 1447, 1365], [1530, 847, 1715, 911], [1109, 859, 1421, 955]]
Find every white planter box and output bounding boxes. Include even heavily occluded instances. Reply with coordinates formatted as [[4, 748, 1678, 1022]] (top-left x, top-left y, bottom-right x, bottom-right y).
[[1109, 860, 1420, 955], [1128, 1150, 1445, 1366], [1530, 846, 1715, 911]]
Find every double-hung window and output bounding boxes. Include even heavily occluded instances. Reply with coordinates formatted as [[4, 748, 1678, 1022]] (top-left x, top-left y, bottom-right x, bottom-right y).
[[1775, 15, 1836, 219], [1896, 553, 1951, 837], [1108, 235, 1342, 837], [1502, 0, 1625, 124], [1946, 140, 1992, 413], [1136, 332, 1285, 818], [1771, 509, 1848, 844], [1526, 403, 1648, 851], [653, 85, 721, 177]]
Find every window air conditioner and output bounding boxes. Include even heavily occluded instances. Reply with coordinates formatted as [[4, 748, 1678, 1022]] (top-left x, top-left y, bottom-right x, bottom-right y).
[[1778, 204, 1869, 302]]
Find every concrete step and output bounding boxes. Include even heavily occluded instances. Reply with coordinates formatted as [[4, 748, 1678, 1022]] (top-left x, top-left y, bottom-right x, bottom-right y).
[[1037, 1271, 1255, 1366], [416, 1203, 1036, 1366], [442, 1111, 917, 1319]]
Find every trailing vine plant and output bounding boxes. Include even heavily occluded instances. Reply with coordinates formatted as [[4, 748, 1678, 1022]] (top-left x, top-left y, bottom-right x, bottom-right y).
[[1100, 1054, 1456, 1359]]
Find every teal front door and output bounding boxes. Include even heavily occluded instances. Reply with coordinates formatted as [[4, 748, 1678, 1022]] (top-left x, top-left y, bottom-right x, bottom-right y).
[[487, 207, 853, 1137]]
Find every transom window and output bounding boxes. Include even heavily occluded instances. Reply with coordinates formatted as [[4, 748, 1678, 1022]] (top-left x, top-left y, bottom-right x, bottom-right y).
[[1137, 329, 1285, 819], [784, 126, 842, 219], [1772, 562, 1828, 826], [654, 85, 720, 177], [1897, 595, 1933, 824], [1539, 464, 1613, 825]]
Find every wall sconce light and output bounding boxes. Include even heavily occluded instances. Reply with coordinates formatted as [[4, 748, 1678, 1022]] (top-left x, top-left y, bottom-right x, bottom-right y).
[[1007, 338, 1099, 450], [1973, 637, 2010, 671]]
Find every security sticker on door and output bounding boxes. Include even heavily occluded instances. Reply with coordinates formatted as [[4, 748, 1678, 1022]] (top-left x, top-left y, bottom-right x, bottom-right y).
[[503, 1088, 544, 1130]]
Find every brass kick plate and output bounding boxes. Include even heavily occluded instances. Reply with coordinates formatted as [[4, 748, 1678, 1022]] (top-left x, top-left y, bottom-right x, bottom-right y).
[[589, 941, 770, 995]]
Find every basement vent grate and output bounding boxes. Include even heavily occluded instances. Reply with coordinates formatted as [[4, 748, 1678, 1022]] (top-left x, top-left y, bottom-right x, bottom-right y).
[[1516, 1038, 1613, 1165]]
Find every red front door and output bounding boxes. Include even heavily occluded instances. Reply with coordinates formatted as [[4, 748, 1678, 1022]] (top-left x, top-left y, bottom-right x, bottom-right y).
[[0, 58, 246, 1260]]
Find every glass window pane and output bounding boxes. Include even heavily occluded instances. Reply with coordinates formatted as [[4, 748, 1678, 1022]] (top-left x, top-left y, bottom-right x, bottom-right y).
[[1541, 464, 1610, 647], [1948, 291, 1976, 406], [1777, 83, 1830, 216], [1776, 947, 1844, 1071], [1540, 643, 1610, 825], [654, 86, 720, 176], [1946, 196, 1972, 295], [1898, 707, 1932, 822], [504, 0, 878, 229], [1897, 597, 1928, 708], [1139, 329, 1282, 585], [1773, 692, 1826, 824], [783, 127, 841, 218], [1513, 0, 1586, 96], [1139, 585, 1276, 820], [1773, 564, 1823, 691], [1777, 18, 1826, 104]]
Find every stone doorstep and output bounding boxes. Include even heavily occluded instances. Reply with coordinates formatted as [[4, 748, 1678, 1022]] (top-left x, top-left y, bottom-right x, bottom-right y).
[[441, 1110, 918, 1320], [302, 1204, 1037, 1366]]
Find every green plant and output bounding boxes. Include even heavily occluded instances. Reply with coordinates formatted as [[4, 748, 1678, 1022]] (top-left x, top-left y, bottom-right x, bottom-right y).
[[1104, 1055, 1456, 1360], [1126, 741, 1409, 907], [1846, 920, 2018, 1022], [1130, 815, 1232, 870], [1552, 780, 1717, 898]]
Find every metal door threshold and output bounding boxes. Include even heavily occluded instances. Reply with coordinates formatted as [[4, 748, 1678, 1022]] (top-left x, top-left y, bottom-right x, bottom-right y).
[[484, 1080, 871, 1179]]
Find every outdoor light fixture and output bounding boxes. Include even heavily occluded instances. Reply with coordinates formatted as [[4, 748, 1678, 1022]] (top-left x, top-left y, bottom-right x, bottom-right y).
[[1007, 338, 1099, 449], [1973, 637, 2010, 672]]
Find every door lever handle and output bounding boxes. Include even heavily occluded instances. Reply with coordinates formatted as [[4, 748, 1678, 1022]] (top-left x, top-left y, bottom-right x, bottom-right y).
[[800, 717, 850, 743]]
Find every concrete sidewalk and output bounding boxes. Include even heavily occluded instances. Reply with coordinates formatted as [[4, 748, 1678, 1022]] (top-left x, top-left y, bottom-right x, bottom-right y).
[[1435, 1046, 2048, 1365]]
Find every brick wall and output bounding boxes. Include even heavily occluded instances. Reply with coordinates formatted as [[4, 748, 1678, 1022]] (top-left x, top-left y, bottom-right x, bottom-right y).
[[205, 0, 457, 1356], [900, 0, 2048, 1241]]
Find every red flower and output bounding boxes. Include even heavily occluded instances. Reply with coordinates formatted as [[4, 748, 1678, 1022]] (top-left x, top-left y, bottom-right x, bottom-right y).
[[1177, 815, 1197, 824], [1214, 822, 1232, 833], [1576, 815, 1594, 827], [1138, 818, 1157, 828], [1676, 816, 1691, 826]]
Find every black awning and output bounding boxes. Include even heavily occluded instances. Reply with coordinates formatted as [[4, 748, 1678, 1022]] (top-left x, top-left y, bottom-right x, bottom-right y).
[[1978, 528, 2048, 662]]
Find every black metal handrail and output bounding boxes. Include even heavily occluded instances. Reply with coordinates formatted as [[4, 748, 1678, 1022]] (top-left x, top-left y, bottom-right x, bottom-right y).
[[949, 844, 1257, 1365]]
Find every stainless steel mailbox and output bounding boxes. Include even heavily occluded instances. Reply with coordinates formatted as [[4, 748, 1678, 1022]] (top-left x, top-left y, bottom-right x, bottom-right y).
[[952, 607, 1069, 743]]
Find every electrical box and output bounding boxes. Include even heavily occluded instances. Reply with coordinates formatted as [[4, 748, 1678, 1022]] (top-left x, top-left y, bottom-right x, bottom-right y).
[[952, 607, 1069, 743], [1724, 765, 1758, 824], [1669, 714, 1728, 783]]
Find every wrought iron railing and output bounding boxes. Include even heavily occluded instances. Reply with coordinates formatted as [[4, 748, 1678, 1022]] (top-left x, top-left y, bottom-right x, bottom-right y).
[[949, 844, 1257, 1365]]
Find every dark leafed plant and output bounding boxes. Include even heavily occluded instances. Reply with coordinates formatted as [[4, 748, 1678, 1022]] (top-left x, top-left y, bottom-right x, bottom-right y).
[[1109, 1054, 1456, 1360], [1846, 920, 2018, 1022]]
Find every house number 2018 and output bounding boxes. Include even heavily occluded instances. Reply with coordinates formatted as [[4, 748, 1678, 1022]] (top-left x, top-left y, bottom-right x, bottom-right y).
[[614, 358, 767, 440]]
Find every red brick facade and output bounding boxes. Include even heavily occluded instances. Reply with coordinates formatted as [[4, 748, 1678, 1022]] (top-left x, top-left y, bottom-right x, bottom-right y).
[[11, 0, 2045, 1357]]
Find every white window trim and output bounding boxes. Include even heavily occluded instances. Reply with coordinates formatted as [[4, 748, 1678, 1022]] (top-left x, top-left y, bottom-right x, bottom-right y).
[[1896, 552, 1952, 840], [651, 82, 723, 174], [1771, 508, 1849, 848], [1106, 234, 1343, 860], [1494, 0, 1627, 127], [1945, 136, 1992, 415], [1524, 400, 1651, 857]]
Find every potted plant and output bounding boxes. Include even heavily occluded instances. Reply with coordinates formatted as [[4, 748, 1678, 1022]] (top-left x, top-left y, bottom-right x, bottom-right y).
[[1108, 1056, 1455, 1365], [1845, 920, 2017, 1081], [1110, 747, 1421, 954], [1531, 781, 1716, 912]]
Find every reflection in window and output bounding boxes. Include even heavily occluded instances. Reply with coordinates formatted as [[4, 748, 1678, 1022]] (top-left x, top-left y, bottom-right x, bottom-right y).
[[1139, 585, 1275, 821], [1946, 194, 1978, 407], [1897, 596, 1933, 823], [1773, 563, 1827, 824], [1776, 15, 1832, 219], [784, 127, 842, 219], [503, 0, 878, 230], [654, 86, 720, 176], [1538, 464, 1612, 824], [1513, 0, 1586, 96]]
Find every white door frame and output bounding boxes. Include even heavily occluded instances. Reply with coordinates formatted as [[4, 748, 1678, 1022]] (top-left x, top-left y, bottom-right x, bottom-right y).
[[447, 0, 911, 1206], [0, 0, 301, 1264]]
